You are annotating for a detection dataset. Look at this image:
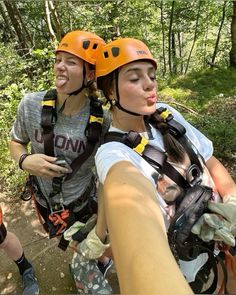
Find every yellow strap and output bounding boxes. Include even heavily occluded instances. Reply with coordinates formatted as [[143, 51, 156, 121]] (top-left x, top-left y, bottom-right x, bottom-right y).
[[160, 109, 172, 121], [133, 137, 149, 155], [89, 115, 104, 124], [42, 100, 56, 107]]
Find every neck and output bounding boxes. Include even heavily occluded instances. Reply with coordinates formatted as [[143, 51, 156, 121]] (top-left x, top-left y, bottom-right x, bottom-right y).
[[57, 91, 87, 115], [112, 109, 146, 133]]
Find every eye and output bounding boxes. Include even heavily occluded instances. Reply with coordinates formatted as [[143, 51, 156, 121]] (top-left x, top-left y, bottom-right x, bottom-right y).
[[130, 78, 139, 82], [67, 60, 76, 65], [54, 58, 61, 64], [150, 75, 156, 81]]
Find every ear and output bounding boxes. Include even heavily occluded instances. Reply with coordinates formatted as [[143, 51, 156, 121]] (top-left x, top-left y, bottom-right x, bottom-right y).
[[86, 69, 95, 82], [108, 89, 115, 100]]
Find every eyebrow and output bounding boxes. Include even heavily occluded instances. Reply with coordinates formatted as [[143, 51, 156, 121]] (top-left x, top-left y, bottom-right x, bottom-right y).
[[124, 66, 155, 74]]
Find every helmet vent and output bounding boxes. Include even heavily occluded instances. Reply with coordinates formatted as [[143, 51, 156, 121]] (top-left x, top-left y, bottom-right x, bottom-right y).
[[92, 43, 98, 49], [104, 51, 109, 58], [83, 40, 90, 49], [111, 47, 119, 57]]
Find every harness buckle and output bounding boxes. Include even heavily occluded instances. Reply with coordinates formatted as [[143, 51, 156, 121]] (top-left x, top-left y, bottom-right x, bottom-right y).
[[50, 203, 65, 215], [48, 208, 70, 237], [186, 164, 202, 186]]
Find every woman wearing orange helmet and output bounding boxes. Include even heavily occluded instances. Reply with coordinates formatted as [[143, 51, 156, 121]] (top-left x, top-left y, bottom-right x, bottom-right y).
[[85, 38, 236, 294], [9, 30, 113, 294]]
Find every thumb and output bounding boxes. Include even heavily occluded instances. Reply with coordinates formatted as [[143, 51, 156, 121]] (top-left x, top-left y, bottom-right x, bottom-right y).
[[208, 202, 235, 223]]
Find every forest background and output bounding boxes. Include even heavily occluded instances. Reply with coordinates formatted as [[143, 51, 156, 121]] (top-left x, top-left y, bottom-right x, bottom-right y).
[[0, 0, 235, 196]]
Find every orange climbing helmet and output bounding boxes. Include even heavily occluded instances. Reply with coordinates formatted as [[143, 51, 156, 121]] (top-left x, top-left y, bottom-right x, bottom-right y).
[[96, 38, 157, 77], [56, 30, 105, 65]]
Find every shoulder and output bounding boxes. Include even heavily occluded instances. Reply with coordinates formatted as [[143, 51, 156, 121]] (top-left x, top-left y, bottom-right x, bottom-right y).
[[156, 102, 213, 160], [23, 90, 47, 103], [20, 90, 47, 109], [95, 141, 140, 184]]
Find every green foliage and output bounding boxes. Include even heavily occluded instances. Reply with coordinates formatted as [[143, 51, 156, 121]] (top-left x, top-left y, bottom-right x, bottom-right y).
[[0, 43, 54, 194], [158, 69, 236, 180], [0, 0, 235, 191]]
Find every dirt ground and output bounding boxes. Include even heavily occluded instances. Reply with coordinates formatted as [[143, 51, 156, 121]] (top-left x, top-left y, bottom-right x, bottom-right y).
[[0, 192, 119, 294], [1, 191, 236, 295]]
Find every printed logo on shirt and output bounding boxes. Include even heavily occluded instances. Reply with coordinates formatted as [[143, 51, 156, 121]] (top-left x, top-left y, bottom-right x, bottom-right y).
[[34, 129, 86, 153]]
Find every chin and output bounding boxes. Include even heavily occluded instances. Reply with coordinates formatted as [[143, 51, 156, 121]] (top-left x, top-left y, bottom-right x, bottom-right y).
[[142, 105, 156, 115]]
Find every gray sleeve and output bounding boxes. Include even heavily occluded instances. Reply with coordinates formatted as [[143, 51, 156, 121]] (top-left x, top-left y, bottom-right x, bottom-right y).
[[10, 95, 30, 144]]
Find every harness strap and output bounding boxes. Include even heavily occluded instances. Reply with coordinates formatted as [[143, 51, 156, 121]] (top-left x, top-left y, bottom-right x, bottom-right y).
[[41, 90, 103, 204], [41, 90, 104, 183], [104, 130, 190, 189], [65, 98, 103, 181], [157, 107, 203, 174], [41, 89, 57, 157]]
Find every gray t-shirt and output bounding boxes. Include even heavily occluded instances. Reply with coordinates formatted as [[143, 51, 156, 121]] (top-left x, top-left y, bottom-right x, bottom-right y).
[[10, 90, 110, 209]]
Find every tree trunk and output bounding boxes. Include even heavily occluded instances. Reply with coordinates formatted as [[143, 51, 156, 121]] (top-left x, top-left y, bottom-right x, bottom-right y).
[[168, 1, 175, 73], [184, 1, 201, 74], [3, 0, 30, 53], [48, 0, 62, 40], [230, 1, 236, 67], [160, 0, 167, 76], [0, 1, 14, 39], [211, 1, 226, 66], [177, 32, 183, 74], [44, 0, 57, 42], [171, 32, 177, 74]]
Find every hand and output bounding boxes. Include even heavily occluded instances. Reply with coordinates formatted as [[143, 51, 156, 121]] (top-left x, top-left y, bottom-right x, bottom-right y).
[[191, 194, 236, 246], [79, 226, 110, 259], [22, 153, 70, 179]]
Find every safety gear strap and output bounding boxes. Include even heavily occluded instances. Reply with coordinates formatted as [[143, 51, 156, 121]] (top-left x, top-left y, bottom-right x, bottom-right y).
[[41, 89, 103, 178], [104, 130, 190, 189], [40, 89, 103, 249], [114, 70, 141, 117], [104, 107, 203, 189]]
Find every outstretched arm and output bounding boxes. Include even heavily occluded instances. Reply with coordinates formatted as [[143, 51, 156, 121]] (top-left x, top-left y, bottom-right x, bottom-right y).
[[103, 161, 192, 295], [206, 156, 236, 197]]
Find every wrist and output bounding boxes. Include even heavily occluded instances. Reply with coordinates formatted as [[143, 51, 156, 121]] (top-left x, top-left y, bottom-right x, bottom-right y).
[[18, 153, 31, 170]]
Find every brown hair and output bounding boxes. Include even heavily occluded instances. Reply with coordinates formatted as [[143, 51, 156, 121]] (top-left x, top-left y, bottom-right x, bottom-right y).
[[97, 71, 115, 102], [87, 64, 100, 100], [148, 112, 185, 163]]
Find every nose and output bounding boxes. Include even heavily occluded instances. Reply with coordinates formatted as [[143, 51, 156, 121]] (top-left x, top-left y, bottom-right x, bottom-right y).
[[55, 60, 66, 71], [143, 75, 155, 90]]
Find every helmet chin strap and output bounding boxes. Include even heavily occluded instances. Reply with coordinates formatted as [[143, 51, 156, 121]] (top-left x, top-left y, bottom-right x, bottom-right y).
[[68, 63, 90, 96], [114, 71, 141, 117]]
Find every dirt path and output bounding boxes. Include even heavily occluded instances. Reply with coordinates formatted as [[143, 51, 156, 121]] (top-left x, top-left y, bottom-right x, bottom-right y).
[[1, 190, 236, 294], [0, 192, 119, 294]]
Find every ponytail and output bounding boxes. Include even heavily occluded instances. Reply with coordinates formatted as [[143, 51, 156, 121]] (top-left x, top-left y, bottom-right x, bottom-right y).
[[148, 112, 185, 163], [87, 81, 100, 100]]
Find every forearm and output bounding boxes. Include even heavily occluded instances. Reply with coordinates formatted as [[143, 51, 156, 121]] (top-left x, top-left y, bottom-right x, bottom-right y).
[[9, 140, 28, 163], [206, 156, 236, 197], [104, 161, 192, 295], [95, 184, 108, 242]]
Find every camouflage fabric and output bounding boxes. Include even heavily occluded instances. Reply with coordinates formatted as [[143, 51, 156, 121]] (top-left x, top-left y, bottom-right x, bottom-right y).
[[70, 252, 112, 294]]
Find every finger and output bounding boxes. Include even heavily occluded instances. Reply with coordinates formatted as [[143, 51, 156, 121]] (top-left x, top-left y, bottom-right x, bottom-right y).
[[48, 163, 69, 174], [41, 154, 58, 162], [215, 229, 236, 246], [191, 216, 204, 235], [41, 169, 63, 179], [203, 214, 223, 229], [208, 202, 230, 219], [199, 224, 214, 242]]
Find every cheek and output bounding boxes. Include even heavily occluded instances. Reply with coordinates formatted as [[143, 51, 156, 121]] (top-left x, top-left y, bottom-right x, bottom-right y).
[[119, 84, 138, 100], [71, 68, 83, 81]]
